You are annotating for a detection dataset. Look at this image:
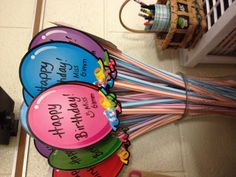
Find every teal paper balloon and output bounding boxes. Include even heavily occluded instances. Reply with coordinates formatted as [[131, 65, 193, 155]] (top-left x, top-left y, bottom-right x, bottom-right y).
[[20, 42, 108, 97], [23, 89, 33, 106], [20, 103, 31, 134]]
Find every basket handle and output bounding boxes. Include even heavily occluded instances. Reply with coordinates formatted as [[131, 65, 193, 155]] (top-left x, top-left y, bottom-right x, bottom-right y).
[[119, 0, 160, 33]]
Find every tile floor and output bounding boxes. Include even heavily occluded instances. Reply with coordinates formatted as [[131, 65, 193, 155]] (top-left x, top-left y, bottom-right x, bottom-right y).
[[0, 0, 236, 177], [0, 1, 34, 177]]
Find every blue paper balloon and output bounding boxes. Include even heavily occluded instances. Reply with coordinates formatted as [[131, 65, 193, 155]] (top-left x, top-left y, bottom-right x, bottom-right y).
[[23, 89, 33, 106], [20, 103, 31, 134], [20, 42, 107, 97]]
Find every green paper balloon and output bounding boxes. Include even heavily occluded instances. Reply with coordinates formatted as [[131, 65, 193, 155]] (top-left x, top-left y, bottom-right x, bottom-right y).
[[48, 134, 122, 170]]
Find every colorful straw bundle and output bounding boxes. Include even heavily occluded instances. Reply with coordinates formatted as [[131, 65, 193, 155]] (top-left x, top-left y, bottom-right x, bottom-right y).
[[19, 26, 236, 177]]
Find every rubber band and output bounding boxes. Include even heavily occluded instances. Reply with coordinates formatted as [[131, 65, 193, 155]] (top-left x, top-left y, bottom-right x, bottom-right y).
[[177, 72, 190, 119]]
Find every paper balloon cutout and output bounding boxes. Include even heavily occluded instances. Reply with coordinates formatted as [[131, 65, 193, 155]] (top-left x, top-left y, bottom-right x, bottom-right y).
[[20, 103, 31, 134], [20, 42, 111, 97], [23, 89, 33, 106], [53, 152, 125, 177], [34, 139, 53, 158], [27, 83, 119, 149], [29, 26, 106, 61], [48, 134, 122, 170], [29, 26, 117, 80]]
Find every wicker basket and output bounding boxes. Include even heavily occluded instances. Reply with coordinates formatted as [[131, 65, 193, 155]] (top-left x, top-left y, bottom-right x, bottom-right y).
[[158, 0, 207, 49], [119, 0, 207, 49]]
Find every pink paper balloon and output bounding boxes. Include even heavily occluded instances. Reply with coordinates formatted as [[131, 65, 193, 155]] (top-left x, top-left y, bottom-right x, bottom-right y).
[[27, 83, 114, 150]]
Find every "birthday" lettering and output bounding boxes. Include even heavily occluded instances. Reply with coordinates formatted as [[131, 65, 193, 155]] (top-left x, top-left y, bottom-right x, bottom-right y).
[[65, 151, 81, 165], [87, 146, 103, 159], [87, 167, 102, 177], [56, 57, 72, 82], [71, 170, 80, 177], [63, 94, 88, 141]]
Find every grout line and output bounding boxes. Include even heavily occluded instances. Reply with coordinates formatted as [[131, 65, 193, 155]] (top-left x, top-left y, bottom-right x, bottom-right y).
[[177, 123, 188, 177], [0, 174, 12, 176], [152, 170, 187, 173], [14, 127, 26, 177], [29, 0, 38, 39], [106, 30, 161, 34], [0, 26, 31, 29], [14, 0, 45, 176], [40, 0, 47, 30], [10, 123, 21, 177], [170, 50, 175, 73], [150, 171, 187, 177], [22, 135, 31, 177], [103, 0, 106, 39]]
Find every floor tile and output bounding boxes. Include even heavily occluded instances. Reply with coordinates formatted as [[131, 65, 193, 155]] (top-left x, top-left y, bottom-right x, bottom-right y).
[[0, 27, 31, 175], [172, 59, 236, 76], [0, 28, 32, 115], [43, 0, 105, 38], [0, 175, 11, 177], [120, 123, 184, 175], [19, 1, 236, 177], [0, 0, 34, 27], [180, 116, 236, 177], [106, 32, 177, 72], [119, 170, 186, 177], [0, 137, 18, 174], [26, 139, 51, 177]]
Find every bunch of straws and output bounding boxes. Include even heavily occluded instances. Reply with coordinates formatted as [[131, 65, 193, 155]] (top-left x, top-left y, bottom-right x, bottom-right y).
[[19, 25, 236, 177], [109, 53, 236, 139]]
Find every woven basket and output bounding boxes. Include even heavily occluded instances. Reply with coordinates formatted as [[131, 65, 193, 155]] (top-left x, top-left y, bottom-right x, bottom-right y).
[[119, 0, 207, 49]]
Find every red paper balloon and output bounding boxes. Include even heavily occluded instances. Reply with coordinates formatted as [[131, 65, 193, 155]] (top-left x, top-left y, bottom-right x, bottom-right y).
[[53, 153, 125, 177]]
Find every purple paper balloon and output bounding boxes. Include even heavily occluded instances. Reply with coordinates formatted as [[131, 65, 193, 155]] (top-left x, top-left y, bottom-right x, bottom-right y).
[[29, 26, 106, 59], [34, 139, 53, 158]]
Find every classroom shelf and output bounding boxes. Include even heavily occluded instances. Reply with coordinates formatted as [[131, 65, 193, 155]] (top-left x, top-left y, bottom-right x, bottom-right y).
[[179, 0, 236, 67]]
